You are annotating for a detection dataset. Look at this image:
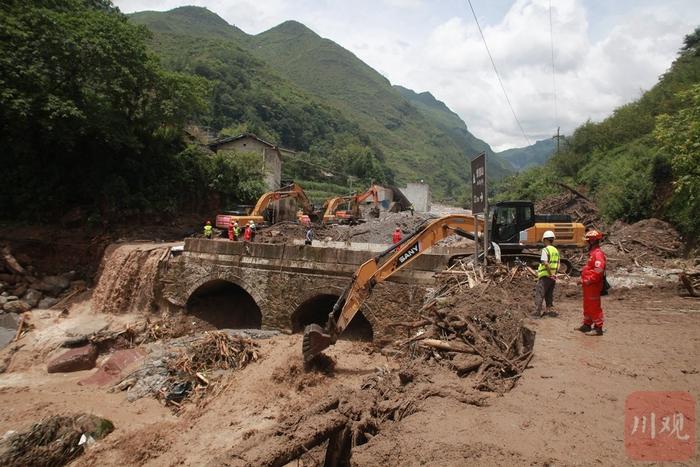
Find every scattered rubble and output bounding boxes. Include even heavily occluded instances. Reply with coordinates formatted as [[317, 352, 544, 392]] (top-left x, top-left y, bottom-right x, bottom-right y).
[[0, 413, 114, 467], [114, 331, 259, 410]]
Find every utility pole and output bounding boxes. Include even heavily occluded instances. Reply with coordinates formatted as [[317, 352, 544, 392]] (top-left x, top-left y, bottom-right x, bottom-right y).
[[552, 127, 562, 156]]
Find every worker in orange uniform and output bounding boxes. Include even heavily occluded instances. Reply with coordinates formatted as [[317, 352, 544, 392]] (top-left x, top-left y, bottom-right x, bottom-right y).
[[576, 229, 607, 336], [392, 227, 402, 244], [228, 219, 235, 241], [243, 222, 252, 242]]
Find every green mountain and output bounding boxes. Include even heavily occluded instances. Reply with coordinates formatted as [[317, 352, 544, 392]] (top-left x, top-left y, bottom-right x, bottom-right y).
[[130, 7, 514, 201], [498, 138, 556, 170]]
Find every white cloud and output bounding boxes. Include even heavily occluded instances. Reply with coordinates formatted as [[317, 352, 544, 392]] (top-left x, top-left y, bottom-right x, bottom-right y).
[[114, 0, 700, 150]]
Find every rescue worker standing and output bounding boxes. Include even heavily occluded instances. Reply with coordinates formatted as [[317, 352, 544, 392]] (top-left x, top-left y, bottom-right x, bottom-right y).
[[305, 225, 314, 245], [243, 222, 252, 242], [250, 220, 257, 242], [203, 221, 213, 239], [533, 230, 559, 317], [577, 229, 607, 336], [392, 227, 402, 244], [233, 221, 240, 240], [228, 218, 235, 241]]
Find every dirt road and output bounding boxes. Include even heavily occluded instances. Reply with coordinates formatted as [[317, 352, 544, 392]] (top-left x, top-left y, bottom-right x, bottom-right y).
[[0, 290, 698, 465]]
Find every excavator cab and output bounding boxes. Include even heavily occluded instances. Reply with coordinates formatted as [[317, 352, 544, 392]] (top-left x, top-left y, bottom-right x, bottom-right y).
[[490, 201, 535, 247]]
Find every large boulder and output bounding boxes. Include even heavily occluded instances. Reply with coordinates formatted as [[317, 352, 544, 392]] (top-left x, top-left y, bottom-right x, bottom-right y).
[[23, 288, 42, 308], [37, 297, 59, 309], [0, 296, 6, 307], [43, 274, 71, 291], [47, 344, 98, 373], [3, 300, 30, 313]]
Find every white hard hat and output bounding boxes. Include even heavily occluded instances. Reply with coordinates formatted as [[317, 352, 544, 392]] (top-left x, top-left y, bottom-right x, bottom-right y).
[[542, 230, 556, 240]]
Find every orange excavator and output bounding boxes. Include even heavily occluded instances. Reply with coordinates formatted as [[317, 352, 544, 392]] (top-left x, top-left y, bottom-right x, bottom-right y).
[[321, 185, 382, 224], [216, 183, 315, 228], [302, 214, 484, 362]]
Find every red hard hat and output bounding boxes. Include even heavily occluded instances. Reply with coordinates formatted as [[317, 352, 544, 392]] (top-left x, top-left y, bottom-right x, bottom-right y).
[[206, 220, 211, 224], [584, 229, 603, 241]]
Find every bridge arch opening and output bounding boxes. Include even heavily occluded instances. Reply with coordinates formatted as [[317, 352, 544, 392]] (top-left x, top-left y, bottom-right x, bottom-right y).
[[186, 279, 261, 329], [291, 294, 373, 342]]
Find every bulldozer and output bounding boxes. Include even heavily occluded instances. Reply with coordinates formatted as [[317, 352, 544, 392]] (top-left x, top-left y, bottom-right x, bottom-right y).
[[216, 183, 316, 229], [302, 208, 585, 362]]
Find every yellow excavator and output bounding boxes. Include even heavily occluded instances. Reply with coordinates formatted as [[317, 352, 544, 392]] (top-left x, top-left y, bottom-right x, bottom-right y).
[[322, 185, 382, 224], [216, 183, 315, 228], [303, 214, 484, 362], [302, 209, 586, 361]]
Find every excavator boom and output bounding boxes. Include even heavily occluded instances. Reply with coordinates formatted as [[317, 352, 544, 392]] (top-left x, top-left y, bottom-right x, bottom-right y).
[[302, 214, 483, 362]]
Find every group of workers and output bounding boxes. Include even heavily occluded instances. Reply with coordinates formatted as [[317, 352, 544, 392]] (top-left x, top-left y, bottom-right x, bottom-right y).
[[202, 220, 257, 242], [534, 228, 607, 336]]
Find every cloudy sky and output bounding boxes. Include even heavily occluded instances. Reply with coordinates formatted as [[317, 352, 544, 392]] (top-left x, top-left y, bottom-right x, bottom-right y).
[[114, 0, 700, 151]]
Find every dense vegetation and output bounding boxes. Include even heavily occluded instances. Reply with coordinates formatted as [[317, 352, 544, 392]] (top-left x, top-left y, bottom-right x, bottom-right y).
[[0, 0, 269, 221], [496, 28, 700, 240], [130, 7, 515, 202]]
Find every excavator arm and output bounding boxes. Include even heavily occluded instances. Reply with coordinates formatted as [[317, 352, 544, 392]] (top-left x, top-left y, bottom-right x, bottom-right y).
[[302, 214, 484, 361]]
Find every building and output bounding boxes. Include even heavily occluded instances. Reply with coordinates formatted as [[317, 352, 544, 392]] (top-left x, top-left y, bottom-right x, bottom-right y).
[[403, 182, 431, 212], [208, 133, 295, 190]]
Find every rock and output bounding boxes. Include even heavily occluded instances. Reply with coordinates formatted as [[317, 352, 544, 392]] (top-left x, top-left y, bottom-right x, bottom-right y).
[[30, 280, 61, 296], [3, 300, 30, 313], [64, 317, 108, 337], [5, 296, 18, 301], [0, 292, 6, 297], [23, 288, 42, 308], [37, 297, 59, 309], [43, 275, 71, 291], [11, 283, 27, 298], [0, 297, 6, 307], [47, 344, 98, 373]]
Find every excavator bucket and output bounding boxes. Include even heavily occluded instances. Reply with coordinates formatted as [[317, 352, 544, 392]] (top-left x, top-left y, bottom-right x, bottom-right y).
[[302, 323, 333, 362]]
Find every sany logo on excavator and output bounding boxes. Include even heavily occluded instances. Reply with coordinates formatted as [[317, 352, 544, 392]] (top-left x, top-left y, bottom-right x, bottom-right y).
[[397, 242, 420, 266]]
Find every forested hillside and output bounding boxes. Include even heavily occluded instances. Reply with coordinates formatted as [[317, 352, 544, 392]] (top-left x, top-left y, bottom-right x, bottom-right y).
[[131, 7, 515, 201], [497, 28, 700, 240]]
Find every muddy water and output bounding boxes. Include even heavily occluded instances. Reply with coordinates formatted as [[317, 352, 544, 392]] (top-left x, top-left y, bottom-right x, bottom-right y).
[[92, 243, 176, 314]]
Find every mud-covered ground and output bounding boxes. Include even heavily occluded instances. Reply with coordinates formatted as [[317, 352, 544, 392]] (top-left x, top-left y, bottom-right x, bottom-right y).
[[0, 285, 697, 466]]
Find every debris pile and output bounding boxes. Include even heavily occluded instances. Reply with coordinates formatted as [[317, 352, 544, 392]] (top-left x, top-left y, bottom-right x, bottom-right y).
[[329, 211, 432, 243], [0, 245, 83, 315], [606, 218, 683, 267], [0, 413, 114, 467], [394, 260, 536, 392], [221, 364, 487, 466], [115, 331, 259, 410], [535, 189, 603, 230]]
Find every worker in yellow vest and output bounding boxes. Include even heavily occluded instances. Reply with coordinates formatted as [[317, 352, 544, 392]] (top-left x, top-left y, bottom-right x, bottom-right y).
[[533, 230, 559, 318], [203, 220, 213, 239]]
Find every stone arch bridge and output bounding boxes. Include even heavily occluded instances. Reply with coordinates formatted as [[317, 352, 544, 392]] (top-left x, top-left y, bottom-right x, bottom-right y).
[[162, 239, 468, 342]]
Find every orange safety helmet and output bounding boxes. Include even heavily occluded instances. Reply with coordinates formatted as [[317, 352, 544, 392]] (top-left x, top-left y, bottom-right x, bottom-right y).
[[584, 229, 603, 242]]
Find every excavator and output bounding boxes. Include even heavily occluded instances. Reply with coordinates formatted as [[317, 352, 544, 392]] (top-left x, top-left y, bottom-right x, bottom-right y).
[[215, 183, 316, 228], [321, 185, 382, 224], [303, 214, 483, 362], [302, 208, 586, 362]]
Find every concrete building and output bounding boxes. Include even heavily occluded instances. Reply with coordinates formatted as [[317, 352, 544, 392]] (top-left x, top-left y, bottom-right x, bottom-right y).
[[208, 133, 295, 190], [403, 182, 431, 212]]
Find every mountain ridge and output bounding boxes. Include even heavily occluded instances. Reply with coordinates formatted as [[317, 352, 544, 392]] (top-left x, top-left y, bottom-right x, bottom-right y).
[[129, 6, 520, 200]]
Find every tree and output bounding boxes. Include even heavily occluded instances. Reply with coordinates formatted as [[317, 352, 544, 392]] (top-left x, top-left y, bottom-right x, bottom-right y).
[[655, 84, 700, 236]]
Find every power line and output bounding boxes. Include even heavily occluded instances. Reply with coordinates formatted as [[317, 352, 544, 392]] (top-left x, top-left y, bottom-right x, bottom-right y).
[[466, 0, 531, 146], [549, 0, 558, 128]]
